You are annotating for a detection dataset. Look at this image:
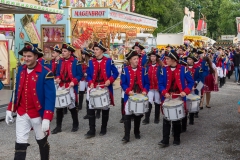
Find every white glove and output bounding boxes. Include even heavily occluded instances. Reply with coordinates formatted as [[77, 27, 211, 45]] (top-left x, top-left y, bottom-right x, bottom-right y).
[[42, 119, 50, 132], [5, 110, 14, 125]]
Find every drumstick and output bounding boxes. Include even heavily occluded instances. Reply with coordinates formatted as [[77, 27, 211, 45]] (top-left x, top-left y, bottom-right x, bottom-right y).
[[97, 84, 105, 87], [172, 94, 181, 96]]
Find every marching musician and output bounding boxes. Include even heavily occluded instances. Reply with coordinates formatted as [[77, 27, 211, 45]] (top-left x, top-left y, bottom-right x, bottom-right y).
[[185, 53, 203, 126], [79, 48, 93, 116], [37, 49, 52, 70], [120, 50, 150, 143], [85, 41, 119, 138], [158, 50, 194, 147], [142, 49, 162, 125], [120, 61, 129, 123], [5, 42, 55, 160], [50, 45, 61, 77], [132, 42, 147, 67], [52, 43, 83, 134], [192, 48, 209, 116]]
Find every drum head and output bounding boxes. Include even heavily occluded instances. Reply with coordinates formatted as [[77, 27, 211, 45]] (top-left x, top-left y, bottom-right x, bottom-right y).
[[90, 89, 107, 96], [56, 90, 69, 95], [164, 99, 183, 107], [187, 94, 200, 100], [129, 94, 148, 101]]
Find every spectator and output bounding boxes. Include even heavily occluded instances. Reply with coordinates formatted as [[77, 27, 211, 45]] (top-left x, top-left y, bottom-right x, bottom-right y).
[[233, 48, 240, 83]]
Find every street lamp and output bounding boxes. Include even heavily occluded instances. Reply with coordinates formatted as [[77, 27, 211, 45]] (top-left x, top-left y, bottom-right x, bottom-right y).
[[197, 3, 202, 20]]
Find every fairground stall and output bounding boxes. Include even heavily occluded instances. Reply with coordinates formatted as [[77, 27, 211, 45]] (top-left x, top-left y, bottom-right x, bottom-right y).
[[14, 0, 158, 73]]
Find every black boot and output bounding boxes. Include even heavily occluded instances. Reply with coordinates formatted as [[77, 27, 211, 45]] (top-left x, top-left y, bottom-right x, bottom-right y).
[[134, 115, 142, 139], [85, 109, 96, 138], [100, 109, 110, 136], [189, 113, 194, 125], [78, 91, 85, 110], [122, 115, 131, 143], [194, 112, 199, 118], [142, 102, 152, 125], [181, 116, 187, 133], [154, 103, 160, 124], [119, 98, 124, 123], [96, 109, 101, 119], [69, 107, 79, 132], [173, 120, 181, 146], [14, 142, 30, 160], [219, 78, 223, 88], [52, 108, 63, 134], [83, 100, 89, 119], [63, 107, 68, 114], [36, 136, 50, 160], [159, 118, 170, 148]]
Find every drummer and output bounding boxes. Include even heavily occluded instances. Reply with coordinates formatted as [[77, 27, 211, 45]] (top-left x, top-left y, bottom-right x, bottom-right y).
[[142, 49, 162, 125], [185, 53, 203, 126], [132, 42, 147, 67], [37, 48, 52, 70], [85, 41, 119, 138], [120, 50, 150, 143], [52, 43, 83, 134], [79, 48, 93, 116], [50, 45, 61, 77], [158, 50, 194, 147]]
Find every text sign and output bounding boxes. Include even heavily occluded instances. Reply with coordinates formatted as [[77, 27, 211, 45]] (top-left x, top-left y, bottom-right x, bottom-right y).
[[109, 10, 157, 27], [221, 35, 235, 40], [72, 8, 108, 19]]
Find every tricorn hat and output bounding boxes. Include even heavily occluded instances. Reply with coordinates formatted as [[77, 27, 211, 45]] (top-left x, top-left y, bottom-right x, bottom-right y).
[[61, 43, 76, 52], [18, 42, 43, 58], [125, 50, 140, 60], [132, 42, 145, 50], [94, 41, 107, 52], [50, 45, 62, 54]]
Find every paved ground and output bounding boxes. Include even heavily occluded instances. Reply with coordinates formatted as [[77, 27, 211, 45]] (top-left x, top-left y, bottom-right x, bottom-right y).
[[1, 77, 240, 160]]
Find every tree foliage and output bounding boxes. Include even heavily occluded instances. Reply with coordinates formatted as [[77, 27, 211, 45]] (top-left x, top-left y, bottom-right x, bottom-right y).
[[135, 0, 240, 40]]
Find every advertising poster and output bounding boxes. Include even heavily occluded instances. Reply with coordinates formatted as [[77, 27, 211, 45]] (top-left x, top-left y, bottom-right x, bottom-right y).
[[0, 40, 10, 85]]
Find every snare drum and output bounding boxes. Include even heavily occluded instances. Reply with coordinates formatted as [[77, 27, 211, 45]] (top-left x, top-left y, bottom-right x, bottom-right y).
[[186, 94, 200, 113], [55, 90, 71, 108], [128, 94, 149, 114], [162, 99, 185, 121], [89, 88, 110, 109]]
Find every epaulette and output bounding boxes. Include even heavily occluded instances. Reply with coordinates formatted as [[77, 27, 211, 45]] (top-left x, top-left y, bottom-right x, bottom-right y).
[[185, 67, 188, 73], [121, 68, 125, 75], [77, 61, 81, 65], [159, 68, 163, 75], [111, 60, 114, 65], [45, 71, 54, 79], [144, 68, 148, 75], [44, 60, 50, 64]]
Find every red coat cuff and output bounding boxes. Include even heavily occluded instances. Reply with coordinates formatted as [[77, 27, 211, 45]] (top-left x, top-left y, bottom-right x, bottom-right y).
[[142, 89, 148, 94], [88, 80, 93, 87], [183, 87, 191, 95], [108, 76, 115, 84], [7, 102, 17, 112], [56, 76, 60, 79], [43, 110, 54, 121], [162, 90, 167, 96], [125, 88, 131, 95], [71, 78, 78, 86]]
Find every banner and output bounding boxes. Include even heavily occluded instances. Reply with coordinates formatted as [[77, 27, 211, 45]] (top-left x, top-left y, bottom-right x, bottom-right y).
[[0, 40, 10, 85]]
